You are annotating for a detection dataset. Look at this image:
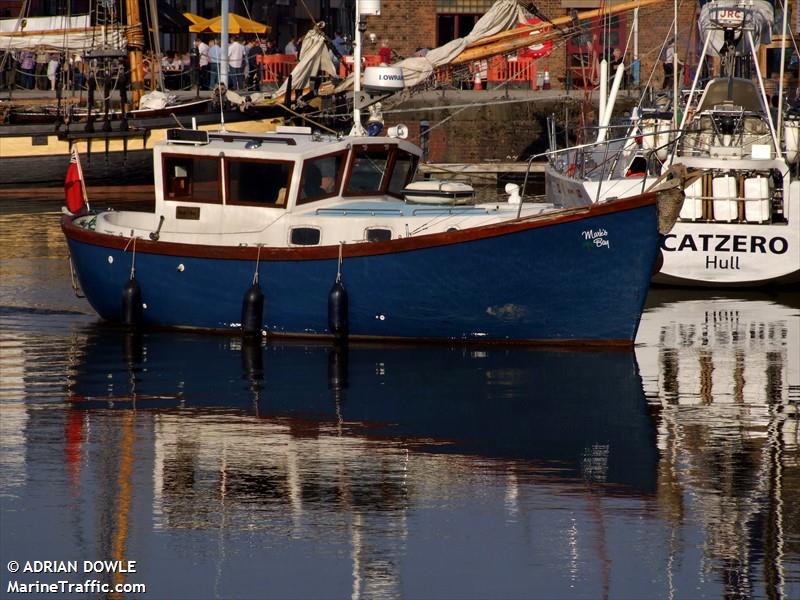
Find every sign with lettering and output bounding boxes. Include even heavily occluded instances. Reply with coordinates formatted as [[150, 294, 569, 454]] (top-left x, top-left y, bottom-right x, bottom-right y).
[[711, 7, 746, 26], [582, 228, 610, 249], [661, 232, 789, 273]]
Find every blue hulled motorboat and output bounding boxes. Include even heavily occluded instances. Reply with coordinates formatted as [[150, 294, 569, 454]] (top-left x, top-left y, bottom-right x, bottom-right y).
[[61, 123, 676, 345]]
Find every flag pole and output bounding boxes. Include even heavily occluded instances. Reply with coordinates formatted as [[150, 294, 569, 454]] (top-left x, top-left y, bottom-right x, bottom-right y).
[[74, 147, 90, 212]]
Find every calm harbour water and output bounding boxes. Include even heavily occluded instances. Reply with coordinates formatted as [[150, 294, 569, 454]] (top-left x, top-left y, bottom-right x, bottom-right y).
[[0, 191, 798, 599]]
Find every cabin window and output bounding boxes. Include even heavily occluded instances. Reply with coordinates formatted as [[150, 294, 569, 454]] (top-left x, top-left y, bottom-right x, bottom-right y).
[[344, 146, 390, 195], [387, 151, 418, 197], [366, 228, 392, 242], [298, 151, 347, 205], [290, 227, 321, 246], [163, 155, 220, 203], [226, 158, 293, 207]]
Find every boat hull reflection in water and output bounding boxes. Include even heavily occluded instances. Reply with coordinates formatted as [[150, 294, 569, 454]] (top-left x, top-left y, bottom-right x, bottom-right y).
[[68, 331, 657, 492]]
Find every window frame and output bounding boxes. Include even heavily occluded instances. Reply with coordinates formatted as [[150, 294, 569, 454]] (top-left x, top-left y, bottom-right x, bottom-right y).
[[224, 156, 295, 208], [386, 149, 419, 199], [161, 153, 222, 205], [343, 144, 418, 198], [296, 149, 349, 206]]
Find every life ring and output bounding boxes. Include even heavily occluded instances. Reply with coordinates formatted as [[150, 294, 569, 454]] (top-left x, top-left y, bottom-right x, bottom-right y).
[[516, 18, 553, 60]]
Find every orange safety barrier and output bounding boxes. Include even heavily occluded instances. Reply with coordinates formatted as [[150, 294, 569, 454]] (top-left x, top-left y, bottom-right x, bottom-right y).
[[486, 56, 507, 82], [363, 54, 382, 67], [257, 54, 297, 83], [434, 65, 452, 85], [505, 58, 537, 90], [337, 55, 384, 78]]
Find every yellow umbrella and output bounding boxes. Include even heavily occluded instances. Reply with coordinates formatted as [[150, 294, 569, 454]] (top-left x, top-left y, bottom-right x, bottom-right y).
[[189, 12, 269, 34], [182, 12, 208, 26]]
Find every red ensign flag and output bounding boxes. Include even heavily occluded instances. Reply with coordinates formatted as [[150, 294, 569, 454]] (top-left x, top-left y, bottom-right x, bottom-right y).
[[64, 148, 85, 214]]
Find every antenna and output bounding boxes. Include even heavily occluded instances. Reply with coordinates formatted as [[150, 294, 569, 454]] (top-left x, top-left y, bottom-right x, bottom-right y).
[[349, 0, 380, 136]]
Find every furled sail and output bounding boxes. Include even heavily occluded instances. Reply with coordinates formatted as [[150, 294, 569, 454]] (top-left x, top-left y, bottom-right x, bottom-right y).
[[334, 0, 531, 93], [271, 25, 336, 99], [0, 15, 125, 52]]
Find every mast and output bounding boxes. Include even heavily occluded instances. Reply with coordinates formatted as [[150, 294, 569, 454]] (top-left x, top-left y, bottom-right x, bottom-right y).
[[777, 0, 790, 153], [125, 0, 145, 107], [351, 0, 364, 135], [672, 0, 678, 132], [220, 0, 229, 88]]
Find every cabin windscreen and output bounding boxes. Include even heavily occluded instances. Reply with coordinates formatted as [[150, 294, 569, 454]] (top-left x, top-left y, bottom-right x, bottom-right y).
[[226, 159, 293, 207], [387, 151, 418, 196], [298, 151, 347, 205], [345, 146, 390, 195], [163, 155, 221, 203]]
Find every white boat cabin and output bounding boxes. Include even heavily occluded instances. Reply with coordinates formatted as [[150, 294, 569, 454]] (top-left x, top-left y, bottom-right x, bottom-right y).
[[90, 127, 552, 248]]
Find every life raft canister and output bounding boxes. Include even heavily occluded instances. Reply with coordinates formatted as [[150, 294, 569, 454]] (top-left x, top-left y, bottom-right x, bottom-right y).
[[516, 17, 554, 60]]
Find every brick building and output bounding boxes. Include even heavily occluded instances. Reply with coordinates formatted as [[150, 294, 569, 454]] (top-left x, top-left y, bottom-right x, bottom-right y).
[[363, 0, 698, 90], [3, 0, 794, 87]]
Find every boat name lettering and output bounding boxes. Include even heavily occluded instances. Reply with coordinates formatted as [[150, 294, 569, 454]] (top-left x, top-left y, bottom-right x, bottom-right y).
[[582, 228, 610, 248], [661, 234, 788, 254]]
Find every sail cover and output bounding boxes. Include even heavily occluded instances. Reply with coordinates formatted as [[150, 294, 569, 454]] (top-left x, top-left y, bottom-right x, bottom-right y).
[[698, 0, 774, 56], [0, 15, 125, 52], [271, 26, 337, 99], [334, 0, 531, 92]]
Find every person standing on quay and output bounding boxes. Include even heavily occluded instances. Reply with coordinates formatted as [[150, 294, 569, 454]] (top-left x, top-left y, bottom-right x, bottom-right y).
[[246, 38, 263, 90], [208, 39, 220, 89], [228, 36, 245, 90], [378, 39, 393, 65], [34, 46, 48, 90], [662, 38, 682, 89], [47, 53, 60, 91], [19, 49, 35, 89], [195, 37, 209, 89], [284, 37, 298, 56]]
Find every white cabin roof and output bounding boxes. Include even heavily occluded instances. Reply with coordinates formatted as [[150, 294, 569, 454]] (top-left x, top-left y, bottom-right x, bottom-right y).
[[156, 129, 422, 162]]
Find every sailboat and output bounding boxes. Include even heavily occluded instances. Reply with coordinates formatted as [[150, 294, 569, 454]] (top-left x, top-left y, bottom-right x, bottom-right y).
[[544, 0, 800, 287], [0, 4, 285, 187]]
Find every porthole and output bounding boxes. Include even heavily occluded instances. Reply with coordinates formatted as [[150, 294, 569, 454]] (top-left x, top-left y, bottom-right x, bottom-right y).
[[366, 228, 392, 242], [290, 227, 321, 246]]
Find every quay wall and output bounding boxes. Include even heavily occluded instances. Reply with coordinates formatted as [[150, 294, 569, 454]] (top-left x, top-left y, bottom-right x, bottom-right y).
[[383, 89, 639, 164]]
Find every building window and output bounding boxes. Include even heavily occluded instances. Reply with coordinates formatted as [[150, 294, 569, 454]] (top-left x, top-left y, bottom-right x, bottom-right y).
[[436, 0, 494, 14], [437, 14, 477, 45], [435, 0, 494, 44]]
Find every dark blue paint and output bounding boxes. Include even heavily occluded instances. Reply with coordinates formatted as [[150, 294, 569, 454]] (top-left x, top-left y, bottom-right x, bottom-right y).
[[67, 204, 659, 342]]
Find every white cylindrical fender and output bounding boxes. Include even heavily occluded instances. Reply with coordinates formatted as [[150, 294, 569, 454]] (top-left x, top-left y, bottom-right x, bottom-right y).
[[784, 120, 800, 164], [597, 63, 625, 144], [599, 59, 608, 131], [655, 119, 671, 162]]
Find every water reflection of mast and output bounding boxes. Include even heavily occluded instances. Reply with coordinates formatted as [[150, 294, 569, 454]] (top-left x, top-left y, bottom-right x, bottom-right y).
[[109, 411, 135, 600], [641, 297, 798, 599]]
